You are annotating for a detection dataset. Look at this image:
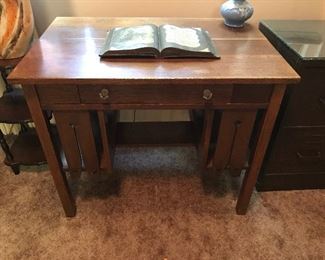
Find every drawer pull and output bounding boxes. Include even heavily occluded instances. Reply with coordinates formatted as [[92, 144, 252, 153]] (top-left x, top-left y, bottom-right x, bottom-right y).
[[319, 97, 325, 106], [203, 89, 213, 100], [99, 88, 109, 100], [296, 151, 321, 161]]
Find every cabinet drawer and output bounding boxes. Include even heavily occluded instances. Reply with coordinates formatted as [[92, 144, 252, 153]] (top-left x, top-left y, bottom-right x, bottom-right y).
[[283, 80, 325, 126], [37, 85, 80, 105], [264, 127, 325, 173], [78, 85, 233, 106]]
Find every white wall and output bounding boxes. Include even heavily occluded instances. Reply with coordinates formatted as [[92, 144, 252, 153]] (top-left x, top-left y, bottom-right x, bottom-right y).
[[30, 0, 325, 34]]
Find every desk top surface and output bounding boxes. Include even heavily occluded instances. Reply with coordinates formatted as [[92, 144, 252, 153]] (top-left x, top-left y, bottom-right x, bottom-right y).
[[9, 17, 299, 85]]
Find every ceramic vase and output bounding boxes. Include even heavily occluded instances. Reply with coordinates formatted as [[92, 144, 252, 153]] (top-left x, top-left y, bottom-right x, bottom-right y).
[[220, 0, 254, 28], [0, 0, 35, 59]]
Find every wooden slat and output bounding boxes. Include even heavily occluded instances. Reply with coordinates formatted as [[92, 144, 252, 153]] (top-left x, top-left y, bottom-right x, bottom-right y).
[[54, 112, 82, 173], [54, 111, 99, 174], [97, 111, 113, 172], [212, 110, 257, 173], [229, 111, 257, 170], [106, 111, 119, 161], [198, 109, 214, 168], [212, 111, 238, 172], [74, 112, 99, 174]]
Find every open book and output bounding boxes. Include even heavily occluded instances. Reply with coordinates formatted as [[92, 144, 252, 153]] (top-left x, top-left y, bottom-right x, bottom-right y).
[[99, 24, 219, 58]]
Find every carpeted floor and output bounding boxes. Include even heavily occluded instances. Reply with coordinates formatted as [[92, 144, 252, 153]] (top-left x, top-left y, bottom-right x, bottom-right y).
[[0, 146, 324, 259]]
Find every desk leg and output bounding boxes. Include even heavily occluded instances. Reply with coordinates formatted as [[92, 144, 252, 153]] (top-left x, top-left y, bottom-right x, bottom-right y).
[[236, 85, 286, 215], [23, 85, 76, 217]]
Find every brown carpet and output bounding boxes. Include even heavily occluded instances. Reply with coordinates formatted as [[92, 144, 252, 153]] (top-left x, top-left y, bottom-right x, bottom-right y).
[[0, 147, 324, 259]]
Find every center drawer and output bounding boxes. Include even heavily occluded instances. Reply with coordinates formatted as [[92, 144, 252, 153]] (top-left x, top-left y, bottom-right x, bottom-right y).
[[78, 85, 233, 106]]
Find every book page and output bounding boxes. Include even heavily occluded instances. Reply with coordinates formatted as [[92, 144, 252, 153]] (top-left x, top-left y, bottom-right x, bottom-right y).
[[108, 24, 159, 51], [159, 24, 216, 54]]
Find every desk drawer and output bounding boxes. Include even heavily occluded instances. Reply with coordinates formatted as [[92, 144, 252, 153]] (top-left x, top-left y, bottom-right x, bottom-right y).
[[231, 85, 273, 103], [37, 85, 80, 105], [78, 85, 233, 106]]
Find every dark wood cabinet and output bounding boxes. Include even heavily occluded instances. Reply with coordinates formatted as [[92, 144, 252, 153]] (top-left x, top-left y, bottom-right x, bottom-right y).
[[258, 20, 325, 190]]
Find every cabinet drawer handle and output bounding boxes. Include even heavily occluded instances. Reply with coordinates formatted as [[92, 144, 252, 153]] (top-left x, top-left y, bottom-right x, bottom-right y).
[[203, 89, 213, 101], [296, 151, 321, 160], [319, 97, 325, 106], [99, 88, 109, 100]]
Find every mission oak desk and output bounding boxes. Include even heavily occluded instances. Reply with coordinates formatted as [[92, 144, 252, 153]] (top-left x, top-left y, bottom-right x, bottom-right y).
[[8, 17, 299, 217]]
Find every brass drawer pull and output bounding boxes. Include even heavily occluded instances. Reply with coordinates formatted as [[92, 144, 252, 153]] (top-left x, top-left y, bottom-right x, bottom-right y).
[[99, 88, 109, 100], [203, 89, 213, 100], [296, 151, 321, 161]]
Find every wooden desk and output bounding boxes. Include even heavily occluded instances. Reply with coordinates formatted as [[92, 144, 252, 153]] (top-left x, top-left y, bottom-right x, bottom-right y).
[[8, 17, 299, 217]]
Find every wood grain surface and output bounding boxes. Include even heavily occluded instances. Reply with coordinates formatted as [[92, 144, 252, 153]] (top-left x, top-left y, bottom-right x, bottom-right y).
[[8, 17, 299, 85]]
